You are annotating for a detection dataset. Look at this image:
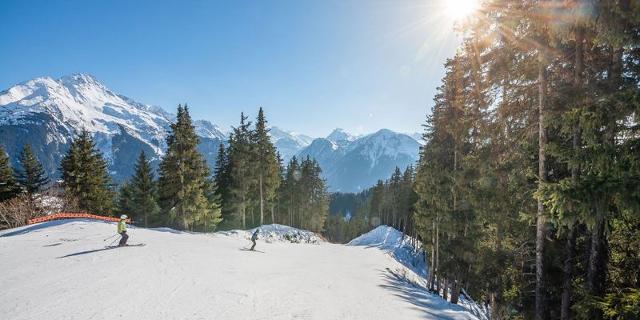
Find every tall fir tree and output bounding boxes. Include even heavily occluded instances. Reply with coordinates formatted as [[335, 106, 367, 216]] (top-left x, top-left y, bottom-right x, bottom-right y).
[[158, 105, 220, 230], [129, 151, 159, 227], [251, 107, 281, 225], [226, 113, 253, 229], [16, 144, 49, 195], [60, 130, 114, 214]]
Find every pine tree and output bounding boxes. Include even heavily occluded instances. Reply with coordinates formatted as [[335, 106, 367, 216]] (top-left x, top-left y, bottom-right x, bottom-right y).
[[16, 144, 49, 195], [214, 143, 229, 197], [251, 107, 281, 225], [226, 113, 253, 229], [117, 181, 134, 218], [280, 156, 300, 227], [198, 178, 223, 232], [0, 146, 20, 202], [129, 151, 159, 227], [60, 130, 114, 214], [158, 105, 217, 230]]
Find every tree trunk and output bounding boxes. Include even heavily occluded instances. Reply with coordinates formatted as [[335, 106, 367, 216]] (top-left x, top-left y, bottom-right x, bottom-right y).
[[535, 36, 548, 320], [562, 23, 584, 320], [442, 278, 449, 301], [270, 204, 275, 225], [429, 220, 436, 291], [259, 174, 264, 225], [561, 224, 577, 320], [435, 213, 440, 292], [241, 193, 246, 229], [450, 279, 461, 304], [587, 205, 607, 319]]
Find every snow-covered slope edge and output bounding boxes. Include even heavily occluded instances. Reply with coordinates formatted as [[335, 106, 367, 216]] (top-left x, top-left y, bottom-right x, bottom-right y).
[[348, 225, 427, 277], [349, 226, 489, 320]]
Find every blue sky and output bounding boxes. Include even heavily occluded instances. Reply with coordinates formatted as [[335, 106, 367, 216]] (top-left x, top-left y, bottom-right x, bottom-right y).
[[0, 0, 461, 137]]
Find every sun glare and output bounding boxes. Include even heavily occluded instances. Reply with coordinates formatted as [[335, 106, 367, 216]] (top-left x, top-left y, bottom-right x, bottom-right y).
[[445, 0, 480, 21]]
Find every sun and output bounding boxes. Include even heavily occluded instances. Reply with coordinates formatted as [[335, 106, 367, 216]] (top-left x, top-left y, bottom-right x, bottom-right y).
[[445, 0, 480, 21]]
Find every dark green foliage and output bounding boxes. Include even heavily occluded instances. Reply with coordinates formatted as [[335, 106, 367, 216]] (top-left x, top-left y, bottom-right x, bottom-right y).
[[401, 0, 640, 318], [276, 156, 329, 233], [225, 112, 253, 229], [157, 105, 221, 230], [324, 166, 416, 243], [251, 107, 281, 225], [60, 130, 114, 214], [15, 144, 49, 194], [120, 151, 160, 227], [215, 109, 325, 231], [0, 146, 20, 202]]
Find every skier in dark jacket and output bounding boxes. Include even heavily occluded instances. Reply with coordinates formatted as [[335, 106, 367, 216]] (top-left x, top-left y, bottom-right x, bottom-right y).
[[250, 229, 259, 251], [118, 215, 129, 247]]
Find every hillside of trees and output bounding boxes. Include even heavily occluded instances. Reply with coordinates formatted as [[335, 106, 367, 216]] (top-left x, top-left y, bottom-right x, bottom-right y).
[[0, 106, 329, 234], [411, 0, 639, 318], [326, 1, 640, 318]]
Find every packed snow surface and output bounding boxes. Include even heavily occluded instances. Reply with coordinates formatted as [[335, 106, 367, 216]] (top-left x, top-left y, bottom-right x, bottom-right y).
[[0, 220, 479, 320]]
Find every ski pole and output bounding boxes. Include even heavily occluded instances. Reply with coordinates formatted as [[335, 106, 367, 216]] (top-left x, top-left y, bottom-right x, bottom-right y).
[[107, 238, 119, 246], [103, 233, 118, 241]]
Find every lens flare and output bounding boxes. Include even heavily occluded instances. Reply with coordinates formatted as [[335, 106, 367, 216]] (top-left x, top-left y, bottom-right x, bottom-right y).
[[445, 0, 480, 21]]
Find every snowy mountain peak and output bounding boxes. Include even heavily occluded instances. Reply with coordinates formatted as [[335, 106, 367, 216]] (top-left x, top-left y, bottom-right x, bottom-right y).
[[326, 128, 356, 143], [194, 120, 227, 140], [59, 73, 102, 87], [269, 126, 314, 161], [0, 74, 227, 181], [297, 129, 420, 192]]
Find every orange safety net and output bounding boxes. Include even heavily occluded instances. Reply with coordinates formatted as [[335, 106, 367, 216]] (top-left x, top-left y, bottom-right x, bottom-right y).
[[27, 212, 131, 225]]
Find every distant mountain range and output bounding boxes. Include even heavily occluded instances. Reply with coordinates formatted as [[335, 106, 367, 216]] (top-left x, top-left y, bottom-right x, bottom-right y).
[[0, 74, 421, 192], [297, 128, 420, 192]]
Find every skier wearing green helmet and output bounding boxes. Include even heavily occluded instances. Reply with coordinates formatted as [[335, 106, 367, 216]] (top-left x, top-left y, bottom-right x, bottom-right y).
[[117, 215, 129, 247]]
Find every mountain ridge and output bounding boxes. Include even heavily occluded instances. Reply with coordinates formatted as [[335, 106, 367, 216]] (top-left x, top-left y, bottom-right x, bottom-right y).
[[0, 73, 420, 191]]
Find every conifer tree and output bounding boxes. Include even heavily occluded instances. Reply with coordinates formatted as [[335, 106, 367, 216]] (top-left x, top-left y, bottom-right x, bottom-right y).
[[214, 143, 229, 197], [158, 105, 219, 230], [251, 107, 281, 225], [16, 144, 49, 195], [60, 130, 114, 214], [226, 113, 253, 229], [280, 156, 300, 227], [129, 151, 159, 227], [198, 178, 223, 232], [117, 181, 134, 217], [0, 146, 20, 202]]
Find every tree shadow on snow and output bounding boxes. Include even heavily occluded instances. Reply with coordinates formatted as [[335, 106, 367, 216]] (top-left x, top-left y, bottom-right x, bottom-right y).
[[378, 268, 473, 320]]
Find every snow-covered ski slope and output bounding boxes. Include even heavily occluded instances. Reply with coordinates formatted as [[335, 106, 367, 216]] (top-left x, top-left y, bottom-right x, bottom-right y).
[[0, 220, 479, 320]]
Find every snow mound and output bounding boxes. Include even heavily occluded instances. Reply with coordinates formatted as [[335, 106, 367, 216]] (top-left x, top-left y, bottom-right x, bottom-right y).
[[217, 224, 323, 244], [349, 225, 426, 277]]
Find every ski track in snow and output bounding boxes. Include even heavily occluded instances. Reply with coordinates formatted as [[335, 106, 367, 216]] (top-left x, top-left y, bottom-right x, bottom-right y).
[[0, 220, 479, 320]]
